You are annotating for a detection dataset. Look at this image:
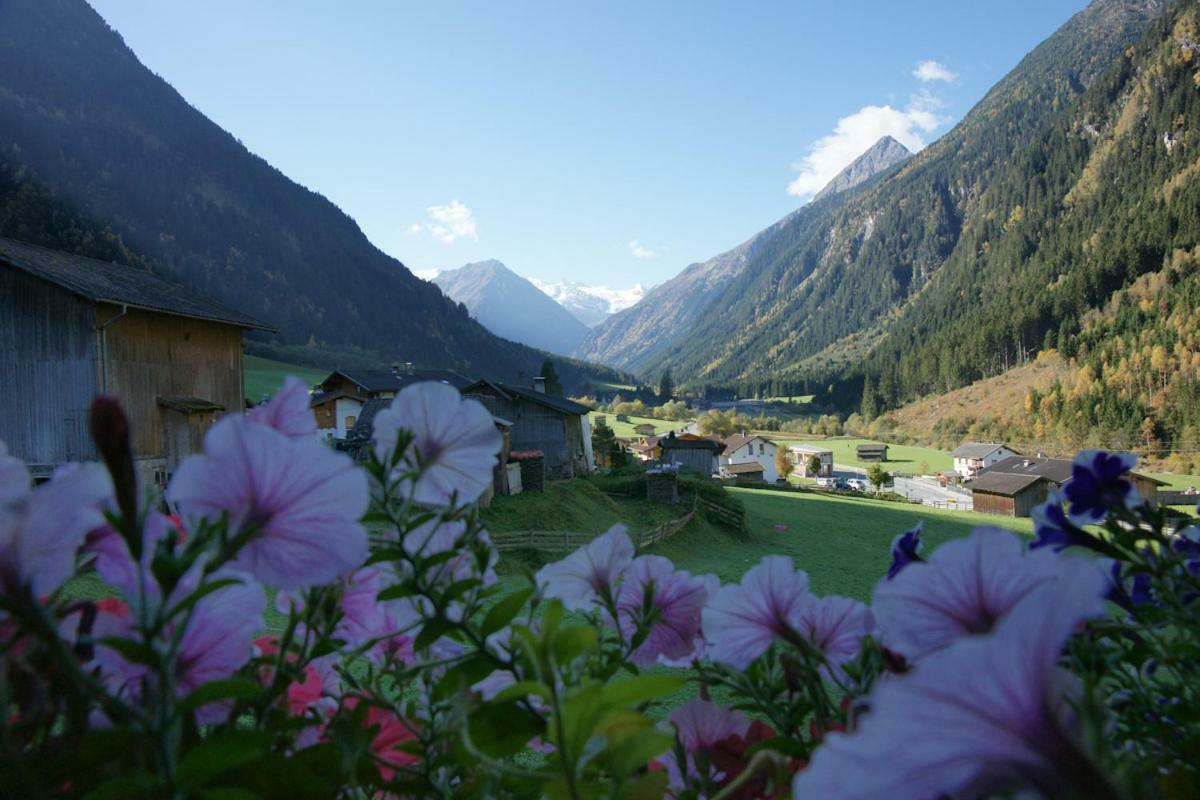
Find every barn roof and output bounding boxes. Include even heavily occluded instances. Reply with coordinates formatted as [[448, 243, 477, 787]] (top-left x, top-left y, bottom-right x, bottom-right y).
[[463, 380, 590, 416], [661, 436, 722, 452], [722, 432, 775, 456], [969, 472, 1046, 496], [951, 442, 1015, 459], [325, 368, 471, 395], [790, 443, 833, 456], [0, 236, 273, 331], [724, 463, 765, 475], [979, 455, 1073, 484]]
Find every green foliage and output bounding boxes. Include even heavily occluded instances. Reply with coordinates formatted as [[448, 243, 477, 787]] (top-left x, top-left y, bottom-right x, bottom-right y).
[[658, 369, 674, 400], [540, 359, 564, 396]]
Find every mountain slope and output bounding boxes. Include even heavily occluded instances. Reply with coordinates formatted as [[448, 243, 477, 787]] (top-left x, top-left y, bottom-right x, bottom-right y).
[[0, 0, 614, 388], [642, 0, 1170, 388], [573, 135, 911, 373], [434, 260, 591, 355]]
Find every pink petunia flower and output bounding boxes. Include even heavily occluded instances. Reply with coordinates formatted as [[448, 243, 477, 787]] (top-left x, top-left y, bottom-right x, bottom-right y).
[[615, 555, 708, 667], [371, 382, 501, 506], [871, 527, 1066, 662], [0, 444, 112, 598], [660, 699, 751, 791], [246, 375, 317, 440], [167, 415, 369, 590], [656, 573, 722, 668], [334, 566, 419, 664], [793, 558, 1113, 799], [536, 525, 635, 611], [793, 594, 875, 678], [702, 555, 811, 669]]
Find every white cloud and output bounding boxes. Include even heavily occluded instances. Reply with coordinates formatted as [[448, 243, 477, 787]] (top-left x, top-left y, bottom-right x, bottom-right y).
[[786, 92, 943, 199], [913, 60, 957, 83], [409, 200, 478, 244], [628, 239, 657, 259]]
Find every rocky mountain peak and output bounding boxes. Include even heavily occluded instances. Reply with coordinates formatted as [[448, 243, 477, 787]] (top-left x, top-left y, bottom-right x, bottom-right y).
[[811, 136, 912, 202]]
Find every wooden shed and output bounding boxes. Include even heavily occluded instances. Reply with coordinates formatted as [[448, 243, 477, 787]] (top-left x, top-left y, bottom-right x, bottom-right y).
[[856, 443, 889, 462], [970, 472, 1050, 517], [0, 237, 272, 487], [660, 434, 721, 475], [463, 380, 593, 480]]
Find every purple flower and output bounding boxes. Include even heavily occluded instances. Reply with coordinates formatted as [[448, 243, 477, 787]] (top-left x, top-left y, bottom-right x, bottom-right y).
[[335, 566, 418, 663], [872, 528, 1066, 661], [1030, 489, 1096, 552], [246, 375, 317, 439], [83, 513, 184, 612], [660, 699, 750, 790], [372, 382, 501, 506], [0, 447, 112, 598], [886, 522, 923, 579], [794, 595, 875, 677], [793, 557, 1112, 799], [1064, 450, 1140, 524], [656, 573, 721, 668], [702, 555, 811, 669], [535, 525, 634, 611], [168, 415, 369, 590], [614, 555, 707, 667]]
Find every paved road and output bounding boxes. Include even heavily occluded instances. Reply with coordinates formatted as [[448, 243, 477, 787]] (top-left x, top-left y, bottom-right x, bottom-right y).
[[893, 475, 973, 510]]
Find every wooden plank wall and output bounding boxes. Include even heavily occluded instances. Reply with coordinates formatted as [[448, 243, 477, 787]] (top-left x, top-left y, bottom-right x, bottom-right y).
[[102, 308, 245, 463], [0, 269, 99, 466], [467, 390, 572, 478]]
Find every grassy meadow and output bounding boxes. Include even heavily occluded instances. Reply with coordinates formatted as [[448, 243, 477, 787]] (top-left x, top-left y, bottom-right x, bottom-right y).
[[588, 411, 684, 439], [769, 436, 954, 474], [244, 354, 329, 402]]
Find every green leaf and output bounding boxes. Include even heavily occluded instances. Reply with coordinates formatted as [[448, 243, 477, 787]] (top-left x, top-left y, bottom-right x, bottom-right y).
[[376, 583, 415, 601], [96, 636, 157, 668], [621, 767, 669, 800], [480, 588, 534, 637], [413, 617, 452, 652], [600, 674, 684, 708], [442, 578, 483, 603], [200, 790, 259, 800], [491, 680, 552, 705], [176, 730, 269, 790], [179, 678, 262, 713], [468, 701, 544, 758], [553, 625, 598, 664]]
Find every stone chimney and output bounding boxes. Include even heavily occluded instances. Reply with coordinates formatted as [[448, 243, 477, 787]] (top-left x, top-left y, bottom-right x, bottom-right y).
[[532, 376, 546, 394]]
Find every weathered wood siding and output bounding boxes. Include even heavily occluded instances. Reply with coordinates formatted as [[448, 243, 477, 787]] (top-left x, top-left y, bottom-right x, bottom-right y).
[[662, 448, 715, 474], [101, 309, 245, 464], [0, 268, 99, 467], [972, 483, 1047, 517], [466, 389, 572, 479]]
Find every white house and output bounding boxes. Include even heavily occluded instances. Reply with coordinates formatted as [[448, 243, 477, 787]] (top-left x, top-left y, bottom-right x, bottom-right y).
[[789, 444, 834, 477], [721, 433, 780, 482], [310, 391, 365, 442], [951, 443, 1020, 479]]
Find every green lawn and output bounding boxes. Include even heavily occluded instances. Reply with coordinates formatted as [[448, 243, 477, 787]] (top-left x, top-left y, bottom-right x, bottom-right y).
[[650, 487, 1030, 601], [1146, 472, 1200, 491], [769, 436, 953, 475], [761, 395, 815, 404], [589, 412, 687, 439], [244, 354, 329, 402]]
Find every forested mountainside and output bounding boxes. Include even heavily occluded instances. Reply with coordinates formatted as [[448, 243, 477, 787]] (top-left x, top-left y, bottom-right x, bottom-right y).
[[574, 136, 911, 373], [641, 0, 1170, 391], [434, 260, 590, 355], [0, 0, 623, 390]]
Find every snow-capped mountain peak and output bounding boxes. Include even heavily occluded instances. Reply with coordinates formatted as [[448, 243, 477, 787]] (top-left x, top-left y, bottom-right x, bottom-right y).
[[530, 278, 647, 327]]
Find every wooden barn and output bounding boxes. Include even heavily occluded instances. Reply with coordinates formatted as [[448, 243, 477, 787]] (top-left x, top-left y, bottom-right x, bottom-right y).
[[463, 379, 594, 480], [660, 434, 721, 475], [0, 237, 272, 487], [312, 366, 470, 442], [969, 472, 1051, 517], [856, 443, 888, 462]]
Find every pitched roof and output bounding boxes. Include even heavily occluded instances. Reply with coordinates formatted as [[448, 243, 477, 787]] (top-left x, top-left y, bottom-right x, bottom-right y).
[[722, 433, 775, 456], [661, 437, 722, 451], [969, 471, 1046, 496], [325, 368, 472, 395], [979, 455, 1074, 484], [463, 380, 590, 416], [0, 236, 273, 330], [951, 442, 1016, 459], [789, 443, 833, 456], [724, 462, 765, 474]]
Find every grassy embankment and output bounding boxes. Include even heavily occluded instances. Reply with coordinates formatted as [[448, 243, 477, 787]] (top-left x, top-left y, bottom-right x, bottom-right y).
[[587, 411, 687, 439], [244, 354, 329, 401], [767, 436, 954, 474]]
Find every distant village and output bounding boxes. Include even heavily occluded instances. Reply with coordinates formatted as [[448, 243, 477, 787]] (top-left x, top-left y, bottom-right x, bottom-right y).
[[2, 239, 1189, 521]]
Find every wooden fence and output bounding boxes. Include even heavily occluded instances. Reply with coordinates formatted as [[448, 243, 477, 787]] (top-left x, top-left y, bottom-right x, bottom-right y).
[[697, 496, 744, 528], [492, 495, 698, 552]]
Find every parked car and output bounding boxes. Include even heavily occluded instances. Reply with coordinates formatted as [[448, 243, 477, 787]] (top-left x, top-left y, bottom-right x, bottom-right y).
[[815, 476, 838, 489], [846, 478, 870, 492]]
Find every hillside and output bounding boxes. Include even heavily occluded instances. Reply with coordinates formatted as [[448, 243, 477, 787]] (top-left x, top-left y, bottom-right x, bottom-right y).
[[434, 260, 590, 355], [572, 135, 910, 373], [637, 0, 1172, 389], [0, 0, 618, 391]]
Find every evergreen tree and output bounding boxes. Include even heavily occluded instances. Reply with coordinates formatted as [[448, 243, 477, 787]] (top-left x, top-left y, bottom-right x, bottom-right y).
[[539, 359, 563, 396], [658, 369, 674, 400]]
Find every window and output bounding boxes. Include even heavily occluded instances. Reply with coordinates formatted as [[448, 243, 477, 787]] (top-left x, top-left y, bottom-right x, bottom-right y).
[[345, 416, 357, 428]]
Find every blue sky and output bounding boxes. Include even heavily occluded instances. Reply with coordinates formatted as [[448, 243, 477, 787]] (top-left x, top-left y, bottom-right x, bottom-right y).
[[88, 0, 1087, 289]]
